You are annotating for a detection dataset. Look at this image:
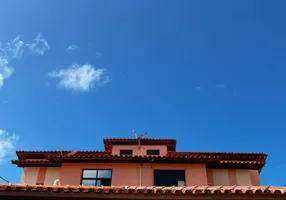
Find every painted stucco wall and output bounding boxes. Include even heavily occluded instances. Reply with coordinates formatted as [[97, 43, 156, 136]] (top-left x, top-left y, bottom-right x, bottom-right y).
[[236, 170, 252, 185], [20, 167, 39, 184], [44, 168, 61, 185], [59, 163, 140, 186], [58, 163, 207, 186], [207, 169, 260, 186], [19, 164, 260, 186], [112, 145, 168, 156], [212, 169, 230, 185], [142, 163, 207, 186]]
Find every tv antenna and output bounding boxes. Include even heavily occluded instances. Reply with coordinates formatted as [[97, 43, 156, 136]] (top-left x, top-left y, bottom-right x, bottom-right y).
[[133, 129, 147, 139], [133, 129, 147, 147]]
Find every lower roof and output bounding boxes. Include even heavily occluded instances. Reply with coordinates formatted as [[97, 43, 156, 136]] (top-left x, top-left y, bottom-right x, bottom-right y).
[[0, 184, 286, 200], [12, 151, 267, 171]]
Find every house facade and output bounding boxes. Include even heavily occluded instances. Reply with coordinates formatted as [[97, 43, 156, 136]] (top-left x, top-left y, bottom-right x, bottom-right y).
[[13, 138, 265, 187], [1, 138, 286, 200]]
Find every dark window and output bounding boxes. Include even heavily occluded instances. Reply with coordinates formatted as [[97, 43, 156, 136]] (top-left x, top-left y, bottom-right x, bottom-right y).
[[147, 150, 160, 155], [81, 170, 112, 186], [120, 149, 133, 155], [154, 170, 185, 186]]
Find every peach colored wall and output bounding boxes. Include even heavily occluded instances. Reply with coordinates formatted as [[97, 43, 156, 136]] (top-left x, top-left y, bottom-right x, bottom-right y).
[[20, 164, 261, 186], [188, 164, 208, 185], [20, 167, 39, 184], [36, 167, 47, 184], [142, 164, 208, 186], [59, 163, 140, 186], [250, 170, 260, 185], [44, 168, 61, 185], [20, 168, 27, 184], [59, 163, 207, 186], [112, 145, 168, 156], [213, 169, 230, 185], [208, 169, 261, 186], [206, 169, 214, 186], [228, 169, 237, 185], [236, 170, 251, 185]]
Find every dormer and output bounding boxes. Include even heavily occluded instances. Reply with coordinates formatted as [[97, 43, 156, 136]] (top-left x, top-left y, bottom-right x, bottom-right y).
[[103, 138, 176, 156]]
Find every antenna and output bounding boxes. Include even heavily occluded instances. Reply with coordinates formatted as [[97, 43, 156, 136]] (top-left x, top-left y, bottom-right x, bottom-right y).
[[133, 129, 138, 138], [134, 131, 147, 146], [133, 129, 147, 140], [138, 132, 147, 139], [57, 147, 63, 156]]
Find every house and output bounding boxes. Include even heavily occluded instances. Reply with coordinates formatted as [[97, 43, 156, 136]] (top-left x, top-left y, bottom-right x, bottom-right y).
[[1, 137, 286, 200]]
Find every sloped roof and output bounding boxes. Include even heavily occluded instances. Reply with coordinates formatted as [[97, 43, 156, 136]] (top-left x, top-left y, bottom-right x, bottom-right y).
[[0, 184, 286, 200], [12, 150, 267, 171]]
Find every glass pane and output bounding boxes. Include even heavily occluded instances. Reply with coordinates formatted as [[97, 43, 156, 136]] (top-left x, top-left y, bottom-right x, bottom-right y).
[[101, 179, 112, 186], [98, 170, 112, 178], [82, 179, 96, 186], [120, 150, 133, 155], [83, 170, 97, 178], [177, 180, 185, 186], [96, 180, 101, 186], [154, 170, 185, 186], [147, 150, 160, 155]]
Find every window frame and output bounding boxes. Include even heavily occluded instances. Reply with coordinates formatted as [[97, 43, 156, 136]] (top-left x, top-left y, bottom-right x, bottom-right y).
[[153, 169, 186, 186], [120, 149, 133, 155], [146, 149, 160, 155], [80, 169, 113, 186]]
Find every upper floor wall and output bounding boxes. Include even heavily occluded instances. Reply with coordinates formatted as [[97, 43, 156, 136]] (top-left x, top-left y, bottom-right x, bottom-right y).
[[20, 163, 261, 186], [112, 145, 168, 156], [207, 169, 260, 186]]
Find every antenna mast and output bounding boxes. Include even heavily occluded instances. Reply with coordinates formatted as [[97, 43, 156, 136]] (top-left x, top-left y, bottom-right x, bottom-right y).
[[133, 129, 147, 146]]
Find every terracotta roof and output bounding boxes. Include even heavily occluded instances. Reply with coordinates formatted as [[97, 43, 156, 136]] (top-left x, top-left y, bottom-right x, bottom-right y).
[[12, 150, 267, 170], [103, 138, 177, 152], [15, 150, 266, 160], [0, 184, 286, 200]]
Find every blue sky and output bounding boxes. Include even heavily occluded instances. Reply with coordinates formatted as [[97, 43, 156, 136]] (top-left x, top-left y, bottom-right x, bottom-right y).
[[1, 0, 286, 185]]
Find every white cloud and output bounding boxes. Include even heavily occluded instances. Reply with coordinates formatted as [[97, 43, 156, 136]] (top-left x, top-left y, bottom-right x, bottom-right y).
[[0, 58, 13, 88], [26, 33, 50, 55], [0, 129, 19, 165], [0, 35, 25, 60], [66, 45, 79, 53], [0, 33, 50, 89], [48, 64, 109, 92], [216, 84, 225, 89], [11, 36, 25, 59]]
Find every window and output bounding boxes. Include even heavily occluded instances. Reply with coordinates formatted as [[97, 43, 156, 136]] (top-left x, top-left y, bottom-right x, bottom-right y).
[[147, 150, 160, 155], [81, 170, 112, 186], [154, 170, 185, 186], [120, 149, 133, 155]]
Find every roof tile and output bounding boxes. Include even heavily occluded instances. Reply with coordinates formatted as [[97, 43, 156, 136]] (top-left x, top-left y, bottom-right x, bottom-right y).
[[1, 184, 286, 196]]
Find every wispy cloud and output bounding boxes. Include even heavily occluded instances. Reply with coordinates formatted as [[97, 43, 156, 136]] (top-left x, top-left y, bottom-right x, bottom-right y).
[[0, 35, 25, 60], [195, 86, 201, 90], [66, 45, 79, 53], [95, 52, 103, 58], [0, 33, 50, 88], [215, 84, 225, 89], [11, 36, 25, 59], [0, 58, 13, 88], [48, 64, 109, 92], [26, 33, 50, 55], [0, 129, 19, 165]]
